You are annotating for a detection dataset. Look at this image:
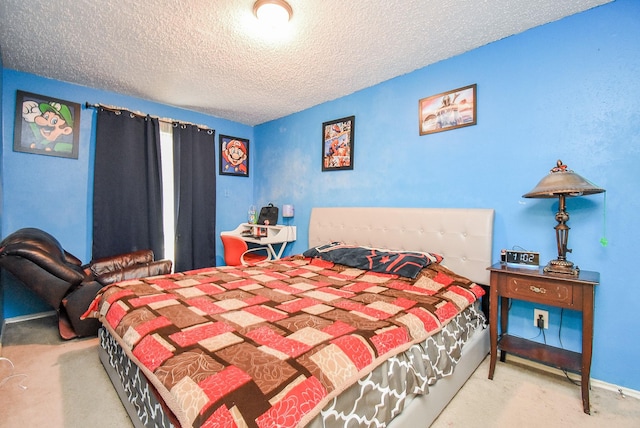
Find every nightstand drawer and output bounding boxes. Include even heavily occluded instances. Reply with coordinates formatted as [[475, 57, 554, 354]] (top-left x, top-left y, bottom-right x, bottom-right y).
[[501, 275, 582, 308]]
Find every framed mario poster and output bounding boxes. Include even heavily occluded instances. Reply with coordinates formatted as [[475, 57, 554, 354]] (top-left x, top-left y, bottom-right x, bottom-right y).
[[219, 135, 249, 177], [14, 90, 81, 159]]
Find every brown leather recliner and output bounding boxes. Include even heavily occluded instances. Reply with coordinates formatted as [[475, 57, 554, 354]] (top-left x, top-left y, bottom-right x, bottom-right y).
[[0, 228, 172, 339]]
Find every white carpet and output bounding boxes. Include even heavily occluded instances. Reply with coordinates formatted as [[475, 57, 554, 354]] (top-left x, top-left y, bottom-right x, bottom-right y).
[[2, 315, 639, 427], [0, 316, 131, 428], [432, 357, 640, 428]]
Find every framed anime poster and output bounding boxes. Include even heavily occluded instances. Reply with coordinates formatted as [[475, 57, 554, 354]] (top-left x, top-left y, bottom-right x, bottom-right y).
[[219, 135, 249, 177], [13, 90, 81, 159], [419, 84, 476, 135], [322, 115, 355, 171]]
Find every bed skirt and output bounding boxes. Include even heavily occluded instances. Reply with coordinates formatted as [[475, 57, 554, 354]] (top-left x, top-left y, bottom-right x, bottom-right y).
[[99, 303, 487, 428]]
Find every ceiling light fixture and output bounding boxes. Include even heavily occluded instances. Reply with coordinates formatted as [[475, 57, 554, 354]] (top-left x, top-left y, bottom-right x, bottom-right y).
[[253, 0, 293, 26]]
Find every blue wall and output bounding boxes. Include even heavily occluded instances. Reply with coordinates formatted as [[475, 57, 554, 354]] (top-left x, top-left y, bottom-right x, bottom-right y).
[[254, 0, 640, 391], [1, 71, 254, 317], [0, 44, 4, 327], [1, 0, 638, 393]]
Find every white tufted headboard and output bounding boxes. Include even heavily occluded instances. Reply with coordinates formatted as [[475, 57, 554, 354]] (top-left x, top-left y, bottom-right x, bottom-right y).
[[308, 207, 495, 285]]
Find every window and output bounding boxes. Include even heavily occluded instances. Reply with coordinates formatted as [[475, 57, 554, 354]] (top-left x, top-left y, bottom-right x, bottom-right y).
[[159, 122, 175, 265]]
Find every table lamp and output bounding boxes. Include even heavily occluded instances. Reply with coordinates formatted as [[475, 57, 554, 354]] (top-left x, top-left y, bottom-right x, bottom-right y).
[[522, 160, 605, 275]]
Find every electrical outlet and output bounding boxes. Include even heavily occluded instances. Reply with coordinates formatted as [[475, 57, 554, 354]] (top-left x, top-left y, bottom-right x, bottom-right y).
[[534, 309, 549, 329]]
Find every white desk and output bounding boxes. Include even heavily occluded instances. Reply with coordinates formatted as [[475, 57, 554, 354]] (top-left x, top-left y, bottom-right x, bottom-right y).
[[222, 223, 296, 260]]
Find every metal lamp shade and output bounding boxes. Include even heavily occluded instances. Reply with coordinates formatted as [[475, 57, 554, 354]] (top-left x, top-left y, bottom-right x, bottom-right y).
[[523, 160, 604, 275], [523, 166, 605, 198]]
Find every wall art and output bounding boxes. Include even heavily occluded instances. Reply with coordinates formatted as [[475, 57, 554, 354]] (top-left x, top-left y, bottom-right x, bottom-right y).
[[322, 115, 355, 171], [419, 84, 476, 135], [14, 90, 81, 159], [220, 135, 249, 177]]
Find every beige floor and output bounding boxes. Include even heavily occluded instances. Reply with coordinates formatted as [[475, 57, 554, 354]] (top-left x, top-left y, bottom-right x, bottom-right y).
[[0, 315, 131, 428], [433, 357, 640, 427], [1, 315, 639, 427]]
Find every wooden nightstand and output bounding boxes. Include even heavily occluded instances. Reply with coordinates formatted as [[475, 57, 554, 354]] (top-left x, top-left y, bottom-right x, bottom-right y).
[[486, 263, 599, 414]]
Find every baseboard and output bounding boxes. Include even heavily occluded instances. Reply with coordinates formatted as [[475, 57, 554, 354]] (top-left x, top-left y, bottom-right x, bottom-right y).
[[4, 310, 57, 324], [506, 354, 640, 400]]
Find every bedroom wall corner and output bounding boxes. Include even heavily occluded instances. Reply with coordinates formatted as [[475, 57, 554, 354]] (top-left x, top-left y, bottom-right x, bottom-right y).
[[1, 69, 254, 319], [252, 0, 640, 392]]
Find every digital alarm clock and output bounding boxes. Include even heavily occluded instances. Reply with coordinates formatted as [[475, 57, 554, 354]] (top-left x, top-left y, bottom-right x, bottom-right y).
[[501, 249, 540, 266]]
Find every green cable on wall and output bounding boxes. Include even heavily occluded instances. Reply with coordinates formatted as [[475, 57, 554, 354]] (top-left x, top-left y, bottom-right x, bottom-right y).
[[600, 192, 608, 247]]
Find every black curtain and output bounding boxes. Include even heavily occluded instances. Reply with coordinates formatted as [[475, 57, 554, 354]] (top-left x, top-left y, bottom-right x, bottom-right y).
[[92, 109, 164, 259], [173, 124, 216, 272]]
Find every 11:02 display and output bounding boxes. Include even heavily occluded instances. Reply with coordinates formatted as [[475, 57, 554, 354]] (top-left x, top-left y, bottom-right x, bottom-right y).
[[503, 250, 540, 266]]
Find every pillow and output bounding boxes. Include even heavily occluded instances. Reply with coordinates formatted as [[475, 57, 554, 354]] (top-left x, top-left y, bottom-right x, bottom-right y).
[[303, 242, 441, 279]]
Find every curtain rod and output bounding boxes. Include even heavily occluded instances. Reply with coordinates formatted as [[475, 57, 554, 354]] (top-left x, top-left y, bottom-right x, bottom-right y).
[[85, 102, 214, 131]]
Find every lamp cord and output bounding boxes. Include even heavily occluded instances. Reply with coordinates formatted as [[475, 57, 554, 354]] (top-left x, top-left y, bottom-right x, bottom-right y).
[[600, 192, 608, 247]]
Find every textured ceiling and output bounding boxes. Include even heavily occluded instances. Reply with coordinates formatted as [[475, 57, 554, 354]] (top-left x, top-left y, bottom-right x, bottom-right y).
[[0, 0, 611, 126]]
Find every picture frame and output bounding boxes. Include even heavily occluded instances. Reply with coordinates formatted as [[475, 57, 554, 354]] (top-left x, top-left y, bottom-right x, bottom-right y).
[[13, 90, 81, 159], [322, 115, 355, 171], [219, 135, 249, 177], [419, 84, 477, 136]]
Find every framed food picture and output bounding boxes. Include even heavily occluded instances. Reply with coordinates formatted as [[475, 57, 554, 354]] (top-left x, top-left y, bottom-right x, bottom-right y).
[[219, 135, 249, 177], [322, 115, 355, 171], [419, 84, 477, 135], [13, 90, 81, 159]]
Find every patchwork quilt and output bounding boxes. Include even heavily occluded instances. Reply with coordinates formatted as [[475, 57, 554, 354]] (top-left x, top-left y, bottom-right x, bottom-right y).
[[87, 253, 485, 428]]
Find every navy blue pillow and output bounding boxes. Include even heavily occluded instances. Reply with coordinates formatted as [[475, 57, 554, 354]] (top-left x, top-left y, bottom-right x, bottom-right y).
[[303, 242, 435, 279]]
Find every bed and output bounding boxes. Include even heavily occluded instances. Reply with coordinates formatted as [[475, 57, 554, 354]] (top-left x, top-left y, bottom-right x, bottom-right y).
[[91, 207, 494, 427]]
